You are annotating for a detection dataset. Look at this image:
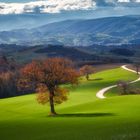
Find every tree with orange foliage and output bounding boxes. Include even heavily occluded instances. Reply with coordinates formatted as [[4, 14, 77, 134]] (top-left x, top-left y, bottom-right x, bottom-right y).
[[80, 65, 94, 80], [19, 58, 79, 116]]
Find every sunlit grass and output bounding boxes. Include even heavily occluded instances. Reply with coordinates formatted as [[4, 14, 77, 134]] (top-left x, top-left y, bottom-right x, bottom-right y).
[[0, 67, 140, 140]]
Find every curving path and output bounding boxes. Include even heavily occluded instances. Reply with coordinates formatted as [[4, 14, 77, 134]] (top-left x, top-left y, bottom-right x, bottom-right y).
[[96, 65, 140, 99]]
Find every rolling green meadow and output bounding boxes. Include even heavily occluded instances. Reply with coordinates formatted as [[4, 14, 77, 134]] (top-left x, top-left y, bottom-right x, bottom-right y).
[[0, 67, 140, 140], [1, 2, 140, 140]]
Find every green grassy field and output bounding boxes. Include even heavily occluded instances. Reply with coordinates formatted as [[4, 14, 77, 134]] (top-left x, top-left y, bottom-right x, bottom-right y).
[[0, 67, 140, 140]]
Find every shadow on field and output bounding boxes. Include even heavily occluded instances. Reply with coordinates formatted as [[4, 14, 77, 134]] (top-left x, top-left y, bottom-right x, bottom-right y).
[[88, 78, 103, 81], [56, 113, 115, 117]]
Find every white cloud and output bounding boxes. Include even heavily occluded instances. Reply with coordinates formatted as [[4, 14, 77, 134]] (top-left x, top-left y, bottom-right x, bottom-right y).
[[118, 0, 130, 2], [0, 0, 96, 14], [0, 0, 140, 14], [118, 0, 140, 2]]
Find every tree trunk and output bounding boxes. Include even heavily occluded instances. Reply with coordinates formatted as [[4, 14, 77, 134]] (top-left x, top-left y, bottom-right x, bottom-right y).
[[136, 67, 139, 75], [49, 91, 57, 116], [86, 74, 89, 81], [123, 87, 127, 95]]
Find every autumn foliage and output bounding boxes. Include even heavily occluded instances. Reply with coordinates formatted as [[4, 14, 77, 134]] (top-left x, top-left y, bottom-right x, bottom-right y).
[[0, 71, 18, 98], [0, 56, 19, 98], [36, 85, 68, 105], [19, 58, 79, 115], [80, 65, 94, 80]]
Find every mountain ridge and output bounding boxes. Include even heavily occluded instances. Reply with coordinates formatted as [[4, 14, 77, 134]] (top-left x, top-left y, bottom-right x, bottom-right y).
[[0, 15, 140, 46]]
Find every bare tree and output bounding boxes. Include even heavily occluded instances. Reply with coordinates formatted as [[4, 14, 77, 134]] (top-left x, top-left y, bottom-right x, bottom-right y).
[[117, 80, 129, 95], [133, 62, 140, 75]]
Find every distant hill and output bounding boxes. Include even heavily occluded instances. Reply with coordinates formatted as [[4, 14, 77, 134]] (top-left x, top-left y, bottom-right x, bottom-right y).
[[0, 15, 140, 46], [0, 44, 98, 63], [1, 44, 138, 64]]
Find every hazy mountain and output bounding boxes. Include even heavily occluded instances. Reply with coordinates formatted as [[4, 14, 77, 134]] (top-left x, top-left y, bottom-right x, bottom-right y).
[[1, 6, 140, 31], [0, 15, 140, 46], [0, 13, 82, 31]]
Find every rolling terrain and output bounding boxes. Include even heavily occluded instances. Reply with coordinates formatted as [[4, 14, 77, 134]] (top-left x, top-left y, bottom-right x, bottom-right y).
[[0, 67, 140, 140], [0, 15, 140, 46]]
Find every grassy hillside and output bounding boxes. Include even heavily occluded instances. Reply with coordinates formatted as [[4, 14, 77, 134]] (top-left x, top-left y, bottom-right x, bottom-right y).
[[0, 67, 139, 140], [106, 79, 140, 97]]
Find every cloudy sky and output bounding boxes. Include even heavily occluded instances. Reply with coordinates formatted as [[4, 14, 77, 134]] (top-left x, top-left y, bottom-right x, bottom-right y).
[[0, 0, 140, 14]]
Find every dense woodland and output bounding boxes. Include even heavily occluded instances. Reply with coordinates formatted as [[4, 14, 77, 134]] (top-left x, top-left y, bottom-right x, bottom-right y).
[[0, 56, 18, 98]]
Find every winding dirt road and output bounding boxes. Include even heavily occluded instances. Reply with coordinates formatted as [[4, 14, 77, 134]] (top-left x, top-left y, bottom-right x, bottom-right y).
[[96, 65, 140, 99]]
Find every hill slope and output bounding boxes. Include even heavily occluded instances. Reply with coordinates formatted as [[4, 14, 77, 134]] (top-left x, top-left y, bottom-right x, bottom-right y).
[[0, 16, 140, 46], [0, 68, 140, 140]]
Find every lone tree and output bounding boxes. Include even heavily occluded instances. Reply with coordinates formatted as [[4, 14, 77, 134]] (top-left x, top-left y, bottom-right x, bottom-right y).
[[117, 80, 129, 95], [133, 62, 140, 75], [19, 58, 79, 116], [80, 65, 94, 80]]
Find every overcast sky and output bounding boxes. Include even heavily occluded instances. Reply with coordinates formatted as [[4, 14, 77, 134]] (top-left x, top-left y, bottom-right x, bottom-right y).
[[0, 0, 140, 14]]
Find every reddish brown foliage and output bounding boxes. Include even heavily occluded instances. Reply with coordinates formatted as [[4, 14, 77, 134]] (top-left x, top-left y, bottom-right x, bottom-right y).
[[0, 56, 18, 73], [0, 71, 18, 98], [80, 65, 94, 80], [19, 58, 79, 115], [36, 85, 68, 105]]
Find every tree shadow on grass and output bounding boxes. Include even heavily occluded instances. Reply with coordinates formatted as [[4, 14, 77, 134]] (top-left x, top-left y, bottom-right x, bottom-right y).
[[54, 113, 115, 118], [88, 78, 103, 81]]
